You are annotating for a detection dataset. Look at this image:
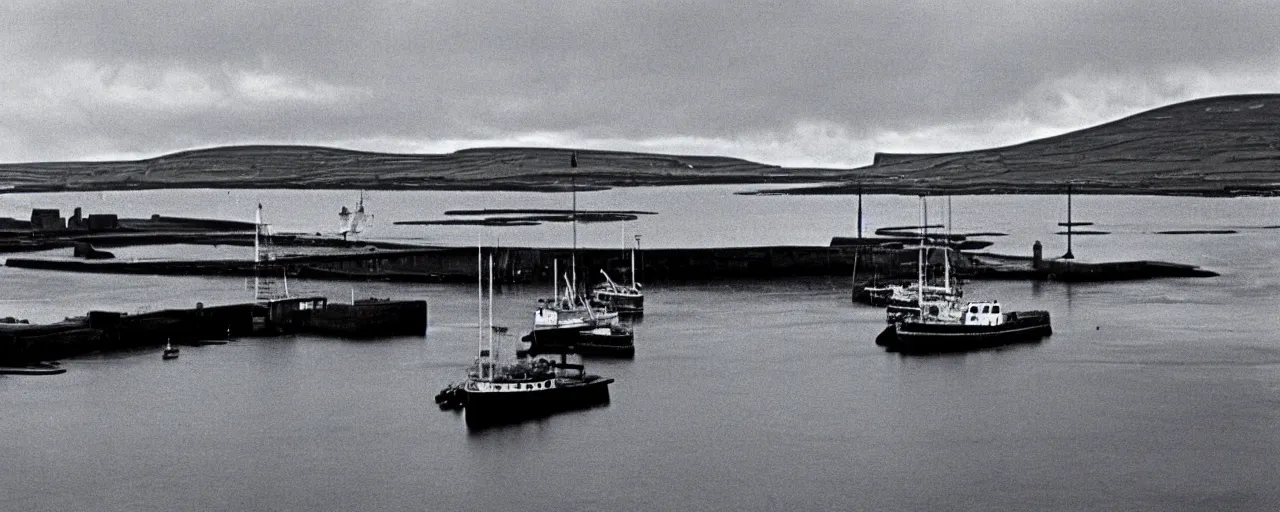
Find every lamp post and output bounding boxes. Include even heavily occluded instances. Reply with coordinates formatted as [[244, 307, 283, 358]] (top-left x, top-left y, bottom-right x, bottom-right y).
[[634, 234, 642, 283]]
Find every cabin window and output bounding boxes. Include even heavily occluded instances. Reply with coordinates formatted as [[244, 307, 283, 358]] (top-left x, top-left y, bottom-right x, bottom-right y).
[[982, 305, 990, 314], [969, 306, 979, 314], [526, 384, 533, 390], [992, 305, 1001, 314]]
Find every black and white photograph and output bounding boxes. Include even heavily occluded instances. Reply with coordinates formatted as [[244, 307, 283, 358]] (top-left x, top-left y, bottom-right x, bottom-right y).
[[2, 1, 1278, 510]]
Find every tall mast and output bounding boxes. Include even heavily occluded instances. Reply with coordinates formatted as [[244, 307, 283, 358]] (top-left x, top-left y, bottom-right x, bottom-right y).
[[254, 204, 262, 298], [477, 241, 483, 361], [923, 196, 930, 288], [570, 151, 578, 295], [917, 196, 925, 314], [944, 195, 952, 293], [488, 253, 495, 368], [630, 239, 637, 287], [553, 258, 558, 305]]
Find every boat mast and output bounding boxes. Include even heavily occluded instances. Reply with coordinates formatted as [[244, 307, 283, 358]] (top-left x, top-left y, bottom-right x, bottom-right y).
[[570, 151, 578, 296], [488, 252, 495, 373], [553, 258, 558, 306], [922, 196, 930, 289], [944, 195, 952, 293], [917, 196, 925, 314], [477, 238, 483, 370], [254, 204, 261, 298]]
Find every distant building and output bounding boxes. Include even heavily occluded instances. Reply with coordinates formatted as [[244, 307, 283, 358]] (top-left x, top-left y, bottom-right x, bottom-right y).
[[30, 209, 65, 232], [86, 214, 119, 230]]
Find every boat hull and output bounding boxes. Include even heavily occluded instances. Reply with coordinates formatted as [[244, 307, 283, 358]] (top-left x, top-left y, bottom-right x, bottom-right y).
[[463, 378, 613, 428], [593, 290, 644, 313], [878, 311, 1052, 353], [522, 328, 635, 358]]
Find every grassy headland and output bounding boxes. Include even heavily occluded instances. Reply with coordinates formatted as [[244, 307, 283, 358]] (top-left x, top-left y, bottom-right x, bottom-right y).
[[3, 94, 1279, 196]]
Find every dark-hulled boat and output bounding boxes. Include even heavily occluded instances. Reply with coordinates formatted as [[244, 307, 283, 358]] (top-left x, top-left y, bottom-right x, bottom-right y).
[[876, 300, 1052, 353], [592, 262, 644, 314], [449, 249, 614, 429], [162, 339, 180, 360], [522, 322, 635, 358], [463, 356, 613, 428], [875, 197, 1051, 354]]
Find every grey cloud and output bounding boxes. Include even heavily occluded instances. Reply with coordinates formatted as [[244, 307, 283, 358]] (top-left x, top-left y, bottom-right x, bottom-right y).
[[2, 1, 1279, 164]]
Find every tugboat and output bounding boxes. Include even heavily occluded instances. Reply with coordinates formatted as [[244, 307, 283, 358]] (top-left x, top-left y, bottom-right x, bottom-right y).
[[162, 338, 180, 360], [876, 299, 1052, 353], [876, 197, 1052, 353], [458, 252, 613, 428]]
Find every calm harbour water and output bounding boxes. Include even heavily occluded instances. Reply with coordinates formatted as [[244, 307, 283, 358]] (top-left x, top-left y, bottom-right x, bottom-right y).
[[2, 187, 1280, 510]]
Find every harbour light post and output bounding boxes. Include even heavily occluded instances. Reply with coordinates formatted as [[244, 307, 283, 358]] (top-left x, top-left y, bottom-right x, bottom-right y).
[[634, 234, 642, 282]]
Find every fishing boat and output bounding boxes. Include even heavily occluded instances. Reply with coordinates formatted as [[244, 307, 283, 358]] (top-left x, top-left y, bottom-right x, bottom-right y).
[[522, 318, 635, 358], [883, 279, 963, 323], [458, 252, 613, 428], [592, 231, 644, 314], [882, 196, 963, 323], [593, 271, 643, 314], [532, 267, 617, 335], [529, 151, 619, 338], [876, 300, 1053, 353], [162, 338, 179, 360], [876, 197, 1052, 353]]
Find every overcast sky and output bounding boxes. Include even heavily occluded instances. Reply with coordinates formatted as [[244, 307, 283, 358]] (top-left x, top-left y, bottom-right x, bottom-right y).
[[2, 1, 1278, 167]]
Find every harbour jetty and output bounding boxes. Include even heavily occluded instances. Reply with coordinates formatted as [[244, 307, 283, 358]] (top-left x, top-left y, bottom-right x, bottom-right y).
[[0, 297, 427, 367], [960, 252, 1219, 281], [6, 242, 1219, 283]]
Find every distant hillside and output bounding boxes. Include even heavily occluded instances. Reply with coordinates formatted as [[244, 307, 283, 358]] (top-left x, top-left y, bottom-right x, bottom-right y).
[[3, 94, 1280, 196], [0, 145, 845, 193], [781, 93, 1280, 196]]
